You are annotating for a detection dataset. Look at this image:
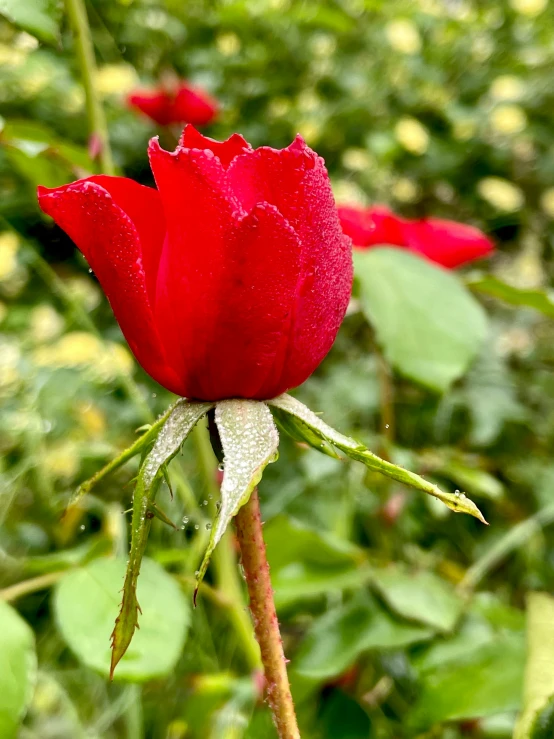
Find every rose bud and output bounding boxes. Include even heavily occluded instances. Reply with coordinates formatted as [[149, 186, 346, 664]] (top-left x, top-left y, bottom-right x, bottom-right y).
[[37, 126, 352, 401], [337, 204, 493, 268], [127, 82, 218, 127]]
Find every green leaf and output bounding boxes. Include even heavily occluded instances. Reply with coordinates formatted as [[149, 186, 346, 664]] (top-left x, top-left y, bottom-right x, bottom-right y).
[[263, 515, 365, 609], [111, 399, 211, 677], [54, 557, 189, 681], [0, 0, 61, 44], [515, 593, 554, 739], [354, 248, 488, 392], [269, 394, 487, 524], [0, 601, 37, 738], [468, 275, 554, 319], [409, 632, 525, 729], [195, 400, 279, 592], [295, 591, 433, 680], [370, 566, 464, 633]]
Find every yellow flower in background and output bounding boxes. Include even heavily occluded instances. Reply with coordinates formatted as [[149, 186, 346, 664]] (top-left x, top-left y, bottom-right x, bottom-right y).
[[478, 177, 524, 211], [95, 64, 138, 97], [453, 118, 477, 141], [30, 304, 64, 343], [296, 120, 322, 146], [0, 232, 20, 281], [331, 179, 367, 206], [385, 19, 422, 54], [392, 177, 421, 203], [540, 188, 554, 218], [489, 75, 525, 101], [33, 332, 135, 382], [76, 402, 107, 438], [489, 104, 527, 135], [510, 0, 547, 16], [341, 148, 372, 172], [216, 32, 241, 56], [44, 442, 80, 481], [395, 117, 430, 155]]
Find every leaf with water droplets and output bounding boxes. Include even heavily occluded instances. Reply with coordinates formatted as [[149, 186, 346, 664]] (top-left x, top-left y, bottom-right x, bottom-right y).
[[269, 394, 487, 524], [110, 399, 212, 679], [195, 400, 279, 597]]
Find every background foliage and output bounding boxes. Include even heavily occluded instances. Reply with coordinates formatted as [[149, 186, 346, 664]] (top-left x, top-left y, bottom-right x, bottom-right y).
[[2, 0, 554, 737]]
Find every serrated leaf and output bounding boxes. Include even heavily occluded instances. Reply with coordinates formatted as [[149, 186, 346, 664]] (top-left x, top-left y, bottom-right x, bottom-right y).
[[468, 275, 554, 319], [195, 400, 279, 594], [0, 601, 37, 738], [0, 0, 61, 44], [110, 399, 211, 678], [515, 593, 554, 739], [269, 394, 487, 524], [354, 248, 488, 392]]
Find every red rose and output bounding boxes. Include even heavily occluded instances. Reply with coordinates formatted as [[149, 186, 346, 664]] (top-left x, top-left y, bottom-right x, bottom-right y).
[[127, 82, 218, 127], [37, 126, 352, 401], [337, 204, 493, 268]]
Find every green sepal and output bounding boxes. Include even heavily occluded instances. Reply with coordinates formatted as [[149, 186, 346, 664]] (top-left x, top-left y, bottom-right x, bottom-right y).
[[269, 394, 487, 525], [110, 399, 212, 678], [195, 400, 279, 599]]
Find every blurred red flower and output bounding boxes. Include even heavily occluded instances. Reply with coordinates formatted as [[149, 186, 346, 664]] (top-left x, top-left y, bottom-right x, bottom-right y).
[[337, 204, 493, 269], [37, 126, 352, 401], [127, 82, 218, 127]]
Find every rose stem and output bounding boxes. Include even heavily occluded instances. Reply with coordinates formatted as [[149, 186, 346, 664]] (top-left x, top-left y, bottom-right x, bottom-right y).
[[192, 421, 262, 672], [234, 490, 300, 739], [65, 0, 115, 175]]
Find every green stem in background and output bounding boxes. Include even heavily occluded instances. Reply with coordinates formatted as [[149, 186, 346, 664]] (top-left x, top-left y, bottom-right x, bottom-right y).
[[234, 490, 299, 739], [192, 421, 261, 672], [122, 685, 144, 739], [376, 348, 394, 458], [64, 0, 114, 175], [459, 502, 554, 592]]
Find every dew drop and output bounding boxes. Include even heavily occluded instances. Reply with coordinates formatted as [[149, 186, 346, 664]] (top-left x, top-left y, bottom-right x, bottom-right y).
[[385, 424, 390, 429], [203, 499, 208, 506], [206, 522, 212, 530], [217, 463, 224, 472], [194, 524, 199, 530], [194, 570, 199, 577], [79, 524, 85, 531], [182, 516, 189, 524]]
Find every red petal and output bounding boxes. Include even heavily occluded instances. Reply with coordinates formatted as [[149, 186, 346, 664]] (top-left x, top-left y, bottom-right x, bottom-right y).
[[228, 136, 352, 391], [173, 84, 218, 126], [179, 125, 252, 168], [128, 90, 174, 126], [148, 138, 246, 390], [166, 203, 302, 400], [338, 204, 407, 248], [37, 178, 183, 394], [405, 218, 494, 268]]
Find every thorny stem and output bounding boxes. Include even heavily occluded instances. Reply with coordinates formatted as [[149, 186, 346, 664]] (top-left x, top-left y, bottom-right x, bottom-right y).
[[65, 0, 115, 175], [192, 421, 262, 672], [235, 490, 300, 739]]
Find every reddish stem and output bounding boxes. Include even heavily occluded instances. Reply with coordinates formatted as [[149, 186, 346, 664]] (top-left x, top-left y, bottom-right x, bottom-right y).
[[234, 490, 300, 739]]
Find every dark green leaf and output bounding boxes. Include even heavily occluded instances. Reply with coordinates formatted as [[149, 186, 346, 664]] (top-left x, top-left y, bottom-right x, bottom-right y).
[[295, 592, 433, 680]]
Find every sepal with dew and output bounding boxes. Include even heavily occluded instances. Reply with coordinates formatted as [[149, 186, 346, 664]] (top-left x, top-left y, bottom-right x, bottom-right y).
[[109, 399, 212, 678], [268, 394, 488, 524]]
